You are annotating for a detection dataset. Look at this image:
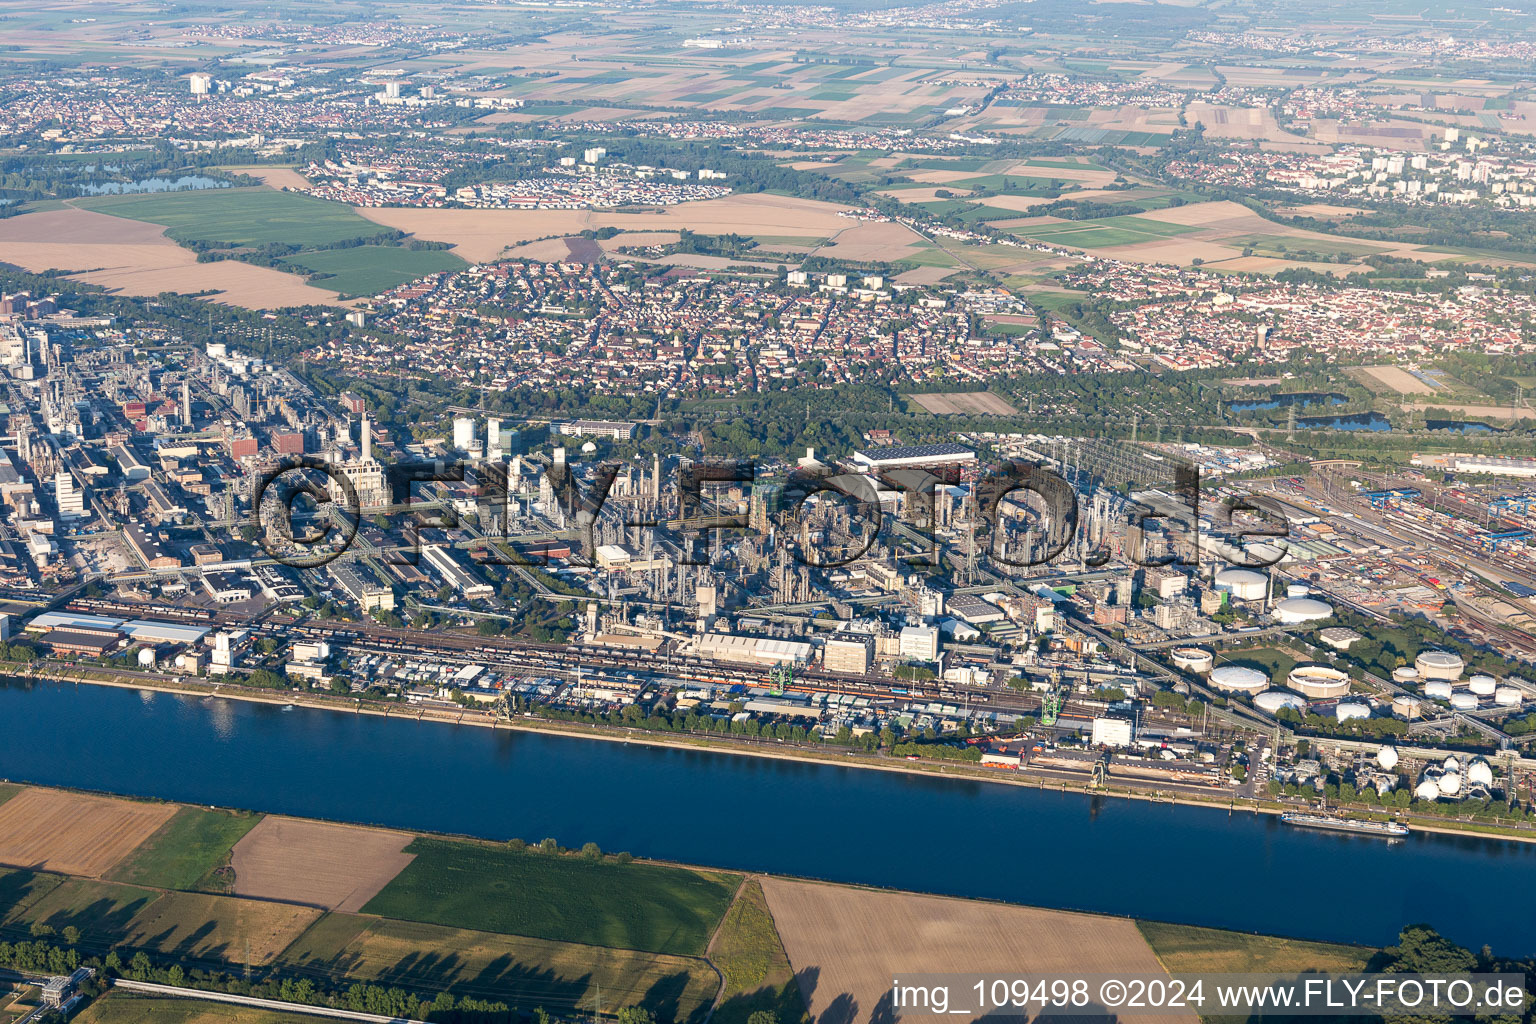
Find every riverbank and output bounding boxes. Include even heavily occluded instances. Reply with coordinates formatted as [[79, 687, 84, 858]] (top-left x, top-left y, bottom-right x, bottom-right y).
[[17, 663, 1536, 846]]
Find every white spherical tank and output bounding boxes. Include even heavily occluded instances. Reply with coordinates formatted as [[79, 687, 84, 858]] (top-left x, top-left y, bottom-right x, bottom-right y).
[[1438, 772, 1462, 797], [1424, 680, 1454, 700], [1468, 759, 1495, 788], [1170, 647, 1214, 673], [1336, 700, 1370, 721], [1450, 691, 1478, 711], [1210, 664, 1268, 694], [1275, 597, 1332, 625], [1288, 664, 1350, 699], [1415, 650, 1465, 681], [1215, 568, 1268, 602], [1392, 666, 1420, 684], [1377, 745, 1400, 771], [1253, 689, 1306, 714], [1469, 674, 1497, 696], [1443, 755, 1460, 773], [1495, 686, 1523, 706], [1415, 778, 1442, 800], [137, 648, 156, 668]]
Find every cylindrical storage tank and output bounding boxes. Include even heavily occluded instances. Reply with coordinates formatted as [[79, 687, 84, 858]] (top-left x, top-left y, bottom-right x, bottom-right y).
[[1286, 583, 1310, 598], [1215, 568, 1267, 602], [1450, 691, 1478, 710], [1468, 760, 1495, 788], [1415, 778, 1442, 800], [1438, 772, 1462, 796], [137, 648, 156, 668], [1210, 664, 1268, 694], [1275, 597, 1332, 624], [1415, 650, 1465, 681], [1392, 666, 1420, 684], [1170, 647, 1214, 674], [1392, 695, 1422, 719], [1336, 700, 1370, 721], [1253, 689, 1306, 714], [1495, 686, 1523, 706], [1377, 745, 1399, 770], [1424, 680, 1454, 700], [1469, 674, 1497, 696], [1287, 664, 1350, 699]]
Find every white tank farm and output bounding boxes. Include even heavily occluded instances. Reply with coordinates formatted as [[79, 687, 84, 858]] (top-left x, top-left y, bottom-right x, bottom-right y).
[[1415, 650, 1465, 681], [1468, 674, 1497, 696], [1438, 772, 1463, 797], [1215, 568, 1267, 601], [1210, 664, 1268, 694], [1287, 664, 1350, 699], [1275, 597, 1331, 624], [1253, 689, 1306, 714], [1468, 759, 1495, 788], [1170, 647, 1214, 673], [1391, 695, 1422, 718], [1415, 778, 1443, 800], [1496, 686, 1523, 706], [1377, 745, 1399, 771], [1336, 700, 1371, 721], [1423, 679, 1454, 700], [1450, 691, 1478, 711], [1392, 666, 1420, 684]]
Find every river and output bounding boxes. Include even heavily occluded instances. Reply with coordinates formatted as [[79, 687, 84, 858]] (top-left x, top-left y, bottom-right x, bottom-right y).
[[2, 680, 1533, 954]]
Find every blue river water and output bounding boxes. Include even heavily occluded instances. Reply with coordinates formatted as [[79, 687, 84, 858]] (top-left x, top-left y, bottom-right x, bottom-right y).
[[2, 680, 1534, 954]]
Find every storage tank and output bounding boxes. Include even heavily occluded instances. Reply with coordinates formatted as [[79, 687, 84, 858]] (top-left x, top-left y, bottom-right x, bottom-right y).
[[1286, 583, 1311, 598], [1210, 664, 1268, 694], [1415, 778, 1442, 801], [1392, 666, 1420, 684], [1415, 650, 1465, 681], [1424, 679, 1454, 700], [1468, 759, 1495, 788], [1275, 597, 1332, 624], [1392, 695, 1422, 719], [137, 648, 156, 668], [1170, 647, 1214, 673], [1377, 745, 1399, 771], [1495, 686, 1522, 706], [1437, 772, 1462, 797], [1287, 664, 1350, 699], [1215, 568, 1267, 602], [1253, 689, 1306, 714], [1336, 700, 1371, 721], [1443, 755, 1460, 773], [1469, 674, 1497, 696], [1450, 691, 1478, 711]]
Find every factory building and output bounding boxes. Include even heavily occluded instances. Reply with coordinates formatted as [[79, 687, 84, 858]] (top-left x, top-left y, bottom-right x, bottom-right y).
[[851, 443, 976, 471], [421, 545, 494, 600], [822, 637, 870, 675]]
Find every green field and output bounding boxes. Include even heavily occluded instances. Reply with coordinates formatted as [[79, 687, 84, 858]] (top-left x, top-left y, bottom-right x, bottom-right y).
[[4, 876, 162, 939], [108, 807, 262, 892], [282, 912, 720, 1018], [1137, 920, 1373, 973], [76, 994, 318, 1024], [278, 246, 467, 297], [710, 880, 807, 1024], [1003, 213, 1199, 249], [75, 187, 396, 248], [361, 839, 739, 955]]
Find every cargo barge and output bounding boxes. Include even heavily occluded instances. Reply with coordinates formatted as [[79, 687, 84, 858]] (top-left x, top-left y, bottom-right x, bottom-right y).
[[1281, 812, 1409, 837]]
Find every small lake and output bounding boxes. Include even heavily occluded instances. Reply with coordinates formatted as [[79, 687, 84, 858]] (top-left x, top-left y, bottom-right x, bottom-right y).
[[1298, 412, 1392, 431], [1426, 420, 1498, 434], [77, 175, 229, 195], [1229, 392, 1347, 412]]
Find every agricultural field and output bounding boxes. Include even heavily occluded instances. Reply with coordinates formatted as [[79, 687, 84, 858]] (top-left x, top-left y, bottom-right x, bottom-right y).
[[709, 880, 806, 1024], [0, 788, 177, 878], [73, 188, 396, 248], [760, 876, 1196, 1024], [1137, 921, 1373, 973], [229, 817, 415, 912], [906, 392, 1019, 416], [999, 213, 1200, 250], [361, 838, 740, 955], [280, 913, 720, 1018], [109, 807, 263, 892], [277, 245, 467, 297], [5, 877, 162, 940], [75, 994, 319, 1024], [121, 891, 321, 966]]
